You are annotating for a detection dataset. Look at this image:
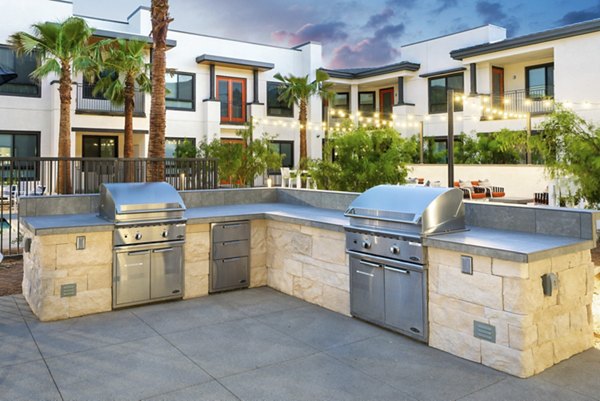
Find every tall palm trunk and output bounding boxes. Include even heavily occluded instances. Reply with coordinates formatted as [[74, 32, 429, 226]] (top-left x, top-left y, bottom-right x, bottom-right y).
[[147, 0, 170, 182], [58, 60, 72, 194], [124, 73, 135, 182], [299, 99, 308, 163]]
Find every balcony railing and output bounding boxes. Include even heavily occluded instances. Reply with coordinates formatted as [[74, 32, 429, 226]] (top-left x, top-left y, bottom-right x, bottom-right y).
[[76, 84, 145, 116], [488, 86, 554, 118]]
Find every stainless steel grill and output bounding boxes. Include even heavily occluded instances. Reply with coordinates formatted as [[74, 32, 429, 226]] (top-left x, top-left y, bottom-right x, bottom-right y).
[[344, 185, 465, 342], [99, 183, 187, 308]]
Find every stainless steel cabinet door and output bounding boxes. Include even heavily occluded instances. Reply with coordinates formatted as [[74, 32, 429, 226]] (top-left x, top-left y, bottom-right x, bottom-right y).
[[115, 249, 150, 306], [211, 256, 249, 292], [349, 257, 385, 323], [384, 265, 425, 338], [150, 245, 183, 299]]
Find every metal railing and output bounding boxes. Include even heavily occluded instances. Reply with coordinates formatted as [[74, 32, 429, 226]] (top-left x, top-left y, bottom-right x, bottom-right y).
[[489, 86, 555, 117], [76, 84, 145, 116], [0, 157, 218, 256]]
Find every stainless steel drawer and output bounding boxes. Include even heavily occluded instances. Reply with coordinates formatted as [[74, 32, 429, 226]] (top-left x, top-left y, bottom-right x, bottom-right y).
[[212, 239, 249, 259], [211, 256, 249, 292], [212, 222, 250, 242]]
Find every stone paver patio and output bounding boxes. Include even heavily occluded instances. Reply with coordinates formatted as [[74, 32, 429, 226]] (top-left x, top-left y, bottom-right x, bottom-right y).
[[1, 287, 599, 401]]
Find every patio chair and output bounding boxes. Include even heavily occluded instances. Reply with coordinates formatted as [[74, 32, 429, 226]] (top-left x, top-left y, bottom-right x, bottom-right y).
[[455, 180, 486, 200], [474, 179, 505, 198], [280, 168, 291, 188], [535, 192, 549, 205]]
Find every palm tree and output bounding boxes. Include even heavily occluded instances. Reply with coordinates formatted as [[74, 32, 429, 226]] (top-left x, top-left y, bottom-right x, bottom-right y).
[[147, 0, 173, 182], [9, 17, 94, 194], [93, 39, 151, 158], [274, 69, 333, 164]]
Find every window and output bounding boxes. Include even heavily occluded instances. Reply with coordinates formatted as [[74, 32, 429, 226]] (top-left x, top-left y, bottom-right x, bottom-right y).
[[165, 137, 196, 157], [333, 92, 349, 112], [0, 45, 40, 97], [82, 136, 118, 158], [428, 73, 464, 114], [0, 132, 39, 157], [358, 92, 375, 116], [526, 63, 554, 99], [82, 70, 117, 100], [269, 141, 294, 174], [166, 72, 195, 110], [217, 76, 246, 123], [267, 81, 293, 117]]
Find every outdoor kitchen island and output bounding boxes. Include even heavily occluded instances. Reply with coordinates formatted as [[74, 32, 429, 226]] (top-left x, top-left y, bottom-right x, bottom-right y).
[[19, 187, 598, 378]]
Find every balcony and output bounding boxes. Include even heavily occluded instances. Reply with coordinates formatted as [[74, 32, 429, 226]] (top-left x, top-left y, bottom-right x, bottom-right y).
[[75, 84, 145, 117], [485, 86, 554, 119]]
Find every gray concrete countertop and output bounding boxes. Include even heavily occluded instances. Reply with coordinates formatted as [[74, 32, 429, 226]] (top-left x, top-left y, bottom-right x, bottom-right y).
[[22, 203, 594, 262], [425, 227, 595, 263]]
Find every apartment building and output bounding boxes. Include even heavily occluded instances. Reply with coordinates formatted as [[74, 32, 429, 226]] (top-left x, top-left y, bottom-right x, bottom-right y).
[[1, 0, 600, 167]]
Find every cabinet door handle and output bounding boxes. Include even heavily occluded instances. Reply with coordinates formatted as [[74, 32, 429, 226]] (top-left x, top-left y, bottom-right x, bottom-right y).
[[223, 257, 241, 262], [128, 250, 150, 256], [384, 266, 409, 274], [223, 224, 242, 229], [153, 248, 173, 253], [359, 260, 380, 268], [355, 270, 375, 277]]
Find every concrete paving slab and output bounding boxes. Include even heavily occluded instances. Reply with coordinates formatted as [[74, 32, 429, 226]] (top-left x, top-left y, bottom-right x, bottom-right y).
[[212, 286, 308, 316], [256, 304, 385, 350], [166, 317, 317, 378], [0, 360, 61, 401], [220, 352, 416, 401], [132, 297, 246, 335], [45, 336, 212, 401], [143, 380, 240, 401], [536, 348, 600, 401], [326, 331, 507, 401], [457, 376, 597, 401], [0, 322, 42, 367], [27, 309, 158, 358]]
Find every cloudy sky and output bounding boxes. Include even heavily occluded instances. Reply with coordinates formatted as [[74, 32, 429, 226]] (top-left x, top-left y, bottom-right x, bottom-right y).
[[74, 0, 600, 68]]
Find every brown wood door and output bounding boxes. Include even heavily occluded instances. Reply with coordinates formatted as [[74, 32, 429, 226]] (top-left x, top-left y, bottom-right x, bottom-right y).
[[492, 67, 504, 111], [379, 87, 394, 119]]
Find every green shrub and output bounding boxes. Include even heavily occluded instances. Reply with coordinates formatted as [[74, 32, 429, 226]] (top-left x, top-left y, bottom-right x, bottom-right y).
[[309, 126, 415, 192], [174, 140, 197, 158]]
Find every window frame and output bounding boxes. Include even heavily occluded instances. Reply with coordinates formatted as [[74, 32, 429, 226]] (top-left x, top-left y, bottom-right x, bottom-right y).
[[332, 92, 350, 113], [81, 135, 119, 158], [0, 131, 40, 158], [525, 63, 554, 99], [269, 140, 294, 174], [428, 73, 464, 114], [0, 44, 41, 98], [217, 76, 247, 124], [267, 81, 294, 118], [165, 71, 196, 111], [165, 137, 197, 158], [358, 91, 376, 116]]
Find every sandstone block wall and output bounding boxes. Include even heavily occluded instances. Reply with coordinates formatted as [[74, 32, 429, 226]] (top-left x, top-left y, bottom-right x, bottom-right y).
[[22, 227, 113, 321], [265, 221, 349, 315], [428, 248, 595, 377]]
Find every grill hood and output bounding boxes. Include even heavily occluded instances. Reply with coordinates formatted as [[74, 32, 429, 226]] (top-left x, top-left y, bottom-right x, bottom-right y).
[[99, 182, 186, 223], [345, 185, 465, 236]]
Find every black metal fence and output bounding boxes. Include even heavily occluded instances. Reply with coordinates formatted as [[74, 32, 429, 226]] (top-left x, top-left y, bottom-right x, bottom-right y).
[[490, 86, 555, 117], [0, 157, 218, 256]]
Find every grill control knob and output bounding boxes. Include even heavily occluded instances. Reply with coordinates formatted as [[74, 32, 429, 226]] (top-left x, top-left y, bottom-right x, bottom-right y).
[[390, 245, 400, 255], [161, 230, 169, 238], [361, 240, 371, 249], [134, 233, 143, 240]]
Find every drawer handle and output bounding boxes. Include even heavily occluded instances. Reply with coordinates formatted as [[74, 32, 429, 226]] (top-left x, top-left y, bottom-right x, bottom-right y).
[[359, 260, 380, 268], [153, 248, 174, 253], [223, 257, 242, 262], [223, 240, 245, 246], [223, 224, 242, 229], [128, 250, 149, 256], [356, 270, 375, 277], [384, 266, 409, 274]]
